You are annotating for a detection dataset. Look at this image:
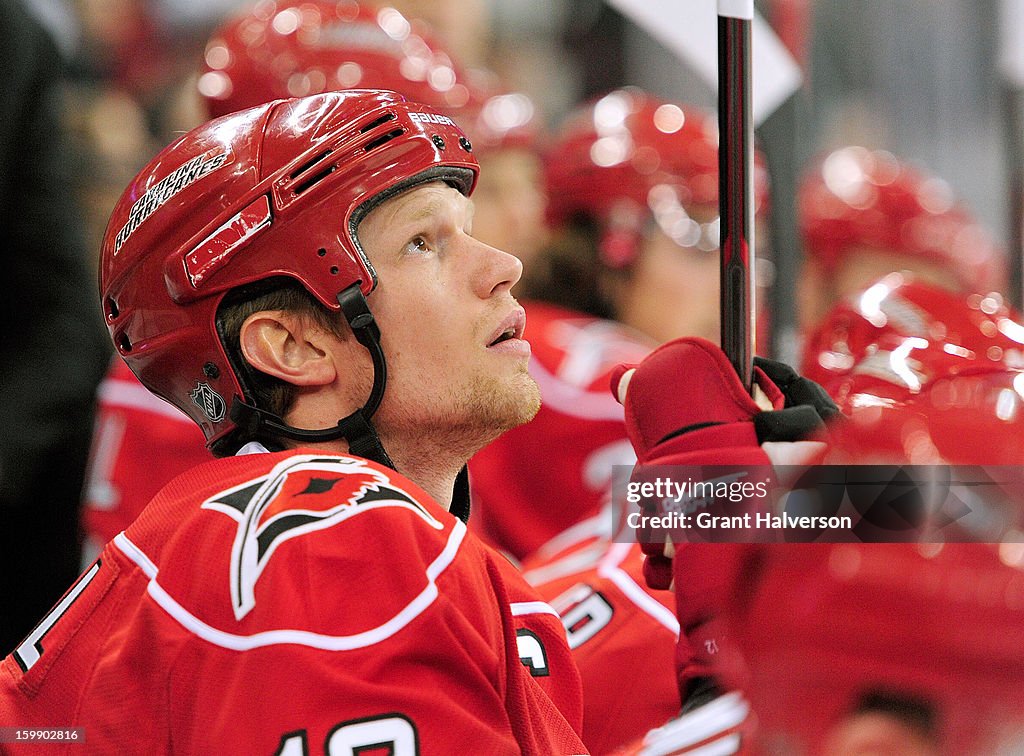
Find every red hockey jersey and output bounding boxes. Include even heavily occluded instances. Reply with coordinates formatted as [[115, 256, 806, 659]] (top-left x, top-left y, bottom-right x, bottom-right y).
[[470, 302, 654, 561], [522, 526, 680, 755], [2, 450, 586, 754], [83, 358, 210, 547]]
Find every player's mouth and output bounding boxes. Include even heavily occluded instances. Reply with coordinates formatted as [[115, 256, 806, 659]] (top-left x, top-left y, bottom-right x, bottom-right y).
[[486, 307, 530, 356]]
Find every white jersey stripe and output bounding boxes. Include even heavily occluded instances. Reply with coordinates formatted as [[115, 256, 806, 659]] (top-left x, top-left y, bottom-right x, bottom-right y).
[[509, 601, 560, 619], [598, 542, 680, 636], [114, 532, 158, 577], [111, 522, 468, 651]]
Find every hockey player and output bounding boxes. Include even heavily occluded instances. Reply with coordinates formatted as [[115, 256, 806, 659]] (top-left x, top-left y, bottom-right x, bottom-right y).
[[796, 145, 1005, 333], [2, 85, 837, 754], [525, 88, 771, 347], [1, 90, 588, 753], [611, 282, 1024, 753], [81, 0, 546, 552], [472, 88, 772, 563]]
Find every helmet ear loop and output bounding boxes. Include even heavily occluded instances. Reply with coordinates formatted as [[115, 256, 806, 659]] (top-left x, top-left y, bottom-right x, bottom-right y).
[[598, 226, 640, 269], [595, 225, 640, 323]]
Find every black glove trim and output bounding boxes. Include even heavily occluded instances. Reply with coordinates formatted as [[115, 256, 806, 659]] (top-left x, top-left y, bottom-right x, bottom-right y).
[[753, 356, 842, 421], [681, 676, 725, 713], [657, 421, 725, 447], [753, 405, 826, 444]]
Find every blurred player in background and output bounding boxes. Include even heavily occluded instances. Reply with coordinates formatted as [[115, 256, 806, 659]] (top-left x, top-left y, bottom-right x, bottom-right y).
[[613, 317, 1024, 754], [753, 293, 1024, 752], [796, 145, 1006, 336], [614, 270, 1024, 754], [471, 88, 773, 564], [526, 87, 771, 347], [664, 150, 1024, 753], [469, 89, 777, 753]]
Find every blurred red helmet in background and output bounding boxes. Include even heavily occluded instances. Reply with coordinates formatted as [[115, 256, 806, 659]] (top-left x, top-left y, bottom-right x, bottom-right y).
[[544, 88, 769, 268], [802, 273, 1024, 465], [799, 146, 1004, 293], [198, 0, 537, 152]]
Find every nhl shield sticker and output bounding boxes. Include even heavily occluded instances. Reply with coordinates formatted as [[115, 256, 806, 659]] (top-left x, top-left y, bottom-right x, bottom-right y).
[[190, 382, 227, 422]]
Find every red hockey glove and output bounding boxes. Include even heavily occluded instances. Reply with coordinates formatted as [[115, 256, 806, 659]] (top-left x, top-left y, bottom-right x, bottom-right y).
[[610, 338, 834, 587], [611, 337, 774, 589], [610, 339, 837, 745]]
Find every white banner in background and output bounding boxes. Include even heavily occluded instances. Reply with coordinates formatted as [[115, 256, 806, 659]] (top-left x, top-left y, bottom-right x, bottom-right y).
[[606, 0, 803, 125], [1000, 0, 1024, 87]]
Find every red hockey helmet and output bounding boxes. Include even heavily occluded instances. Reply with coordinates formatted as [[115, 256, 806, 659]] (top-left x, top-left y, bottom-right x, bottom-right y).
[[198, 0, 478, 120], [799, 146, 1004, 293], [544, 88, 770, 268], [801, 274, 1024, 465], [457, 88, 539, 154], [801, 273, 1024, 397], [100, 90, 478, 452], [197, 0, 538, 155]]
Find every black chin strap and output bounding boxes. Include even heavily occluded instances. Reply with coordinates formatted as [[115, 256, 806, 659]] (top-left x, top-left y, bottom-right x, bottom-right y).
[[228, 282, 473, 523], [450, 466, 471, 524], [229, 283, 394, 470]]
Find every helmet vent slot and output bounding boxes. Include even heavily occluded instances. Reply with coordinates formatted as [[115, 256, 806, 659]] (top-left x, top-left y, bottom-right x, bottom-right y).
[[360, 112, 397, 133], [289, 149, 333, 180], [364, 129, 404, 153], [293, 164, 337, 196]]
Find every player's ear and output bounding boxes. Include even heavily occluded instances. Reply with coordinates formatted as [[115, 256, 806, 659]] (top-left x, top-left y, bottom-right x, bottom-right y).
[[239, 310, 338, 387]]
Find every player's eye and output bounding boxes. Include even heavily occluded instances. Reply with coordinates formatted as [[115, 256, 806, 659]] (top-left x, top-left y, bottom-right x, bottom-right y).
[[404, 236, 430, 255]]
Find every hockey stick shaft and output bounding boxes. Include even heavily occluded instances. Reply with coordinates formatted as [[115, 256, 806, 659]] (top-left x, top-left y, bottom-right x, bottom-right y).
[[718, 0, 756, 389]]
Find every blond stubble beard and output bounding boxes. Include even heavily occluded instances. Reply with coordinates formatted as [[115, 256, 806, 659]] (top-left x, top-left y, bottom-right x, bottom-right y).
[[372, 360, 540, 464]]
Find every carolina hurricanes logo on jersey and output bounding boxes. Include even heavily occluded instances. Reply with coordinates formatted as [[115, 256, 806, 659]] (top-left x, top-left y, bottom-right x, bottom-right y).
[[202, 455, 442, 620]]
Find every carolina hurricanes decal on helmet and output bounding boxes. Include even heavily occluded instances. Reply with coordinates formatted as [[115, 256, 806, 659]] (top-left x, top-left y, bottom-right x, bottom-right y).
[[114, 150, 230, 252], [201, 455, 443, 620]]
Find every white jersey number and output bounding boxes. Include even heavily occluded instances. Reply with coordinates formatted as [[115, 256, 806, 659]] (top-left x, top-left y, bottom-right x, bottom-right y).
[[276, 714, 418, 755], [13, 560, 102, 672], [552, 582, 615, 650]]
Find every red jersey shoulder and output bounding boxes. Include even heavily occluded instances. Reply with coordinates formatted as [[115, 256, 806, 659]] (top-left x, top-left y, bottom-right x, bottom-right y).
[[120, 451, 464, 645]]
